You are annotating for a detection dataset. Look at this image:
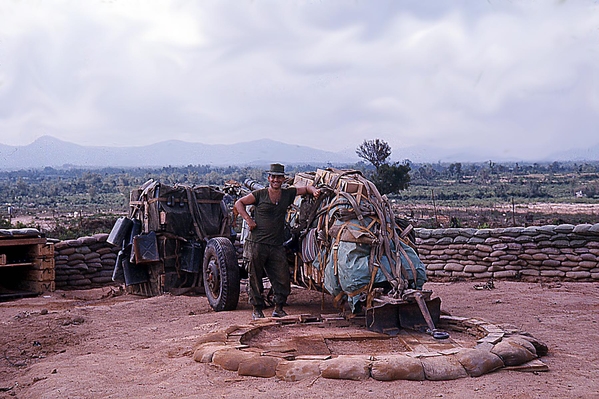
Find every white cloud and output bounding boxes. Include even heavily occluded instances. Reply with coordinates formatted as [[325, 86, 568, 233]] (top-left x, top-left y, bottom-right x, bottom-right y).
[[0, 0, 597, 161]]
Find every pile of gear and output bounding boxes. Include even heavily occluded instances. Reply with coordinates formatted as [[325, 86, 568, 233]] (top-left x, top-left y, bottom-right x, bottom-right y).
[[285, 169, 427, 312]]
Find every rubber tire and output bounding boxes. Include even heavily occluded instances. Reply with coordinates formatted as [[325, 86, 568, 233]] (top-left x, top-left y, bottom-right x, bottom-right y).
[[202, 237, 240, 311]]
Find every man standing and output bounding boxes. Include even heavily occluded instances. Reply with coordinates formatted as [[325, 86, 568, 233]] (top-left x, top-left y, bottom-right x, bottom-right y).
[[234, 163, 320, 320]]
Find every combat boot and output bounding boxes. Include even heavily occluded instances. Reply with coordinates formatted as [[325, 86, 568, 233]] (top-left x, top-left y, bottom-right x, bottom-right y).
[[252, 306, 265, 320], [272, 304, 287, 318]]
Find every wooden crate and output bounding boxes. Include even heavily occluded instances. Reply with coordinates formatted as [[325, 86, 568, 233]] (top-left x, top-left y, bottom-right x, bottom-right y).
[[39, 243, 55, 257], [315, 169, 335, 185], [20, 280, 55, 294], [339, 179, 367, 197], [0, 238, 55, 295], [293, 173, 315, 188], [31, 257, 54, 271], [26, 268, 56, 282]]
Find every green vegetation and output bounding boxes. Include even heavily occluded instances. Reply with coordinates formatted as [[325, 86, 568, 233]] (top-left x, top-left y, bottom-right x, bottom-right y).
[[356, 139, 411, 194], [1, 160, 598, 238], [403, 161, 599, 203]]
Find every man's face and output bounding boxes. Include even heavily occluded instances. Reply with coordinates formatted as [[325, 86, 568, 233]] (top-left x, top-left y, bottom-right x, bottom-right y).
[[268, 174, 285, 188]]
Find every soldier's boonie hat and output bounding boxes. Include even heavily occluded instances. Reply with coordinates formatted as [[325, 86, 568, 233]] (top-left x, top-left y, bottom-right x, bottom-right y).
[[267, 163, 286, 176]]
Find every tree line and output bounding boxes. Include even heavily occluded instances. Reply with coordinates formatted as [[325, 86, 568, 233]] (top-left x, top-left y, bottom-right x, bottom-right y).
[[1, 142, 599, 217]]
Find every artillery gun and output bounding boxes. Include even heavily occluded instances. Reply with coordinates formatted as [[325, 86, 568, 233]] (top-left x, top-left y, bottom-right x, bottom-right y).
[[107, 179, 242, 310], [108, 169, 447, 338]]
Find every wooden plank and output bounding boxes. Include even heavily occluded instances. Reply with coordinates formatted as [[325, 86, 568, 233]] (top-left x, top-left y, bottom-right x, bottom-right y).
[[0, 238, 46, 247], [504, 359, 549, 372], [0, 262, 35, 268]]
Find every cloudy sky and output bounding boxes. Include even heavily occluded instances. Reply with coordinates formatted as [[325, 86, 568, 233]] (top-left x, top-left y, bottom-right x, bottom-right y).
[[0, 0, 597, 161]]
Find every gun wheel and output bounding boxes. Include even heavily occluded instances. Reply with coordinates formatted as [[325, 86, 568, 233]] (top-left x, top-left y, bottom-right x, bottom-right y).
[[203, 237, 240, 311]]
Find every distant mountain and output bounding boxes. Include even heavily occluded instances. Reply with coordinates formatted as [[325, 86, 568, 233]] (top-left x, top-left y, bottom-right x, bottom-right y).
[[0, 136, 358, 169], [1, 136, 597, 170]]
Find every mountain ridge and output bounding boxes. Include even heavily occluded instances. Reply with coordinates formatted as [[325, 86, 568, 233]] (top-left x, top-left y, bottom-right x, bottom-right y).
[[0, 136, 358, 169], [1, 136, 597, 170]]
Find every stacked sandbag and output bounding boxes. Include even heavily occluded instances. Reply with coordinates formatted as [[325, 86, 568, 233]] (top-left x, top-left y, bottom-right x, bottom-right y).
[[416, 224, 599, 281], [53, 233, 120, 289]]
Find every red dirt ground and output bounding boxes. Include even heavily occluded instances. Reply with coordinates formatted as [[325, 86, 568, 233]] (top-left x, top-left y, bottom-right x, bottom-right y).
[[1, 280, 598, 399]]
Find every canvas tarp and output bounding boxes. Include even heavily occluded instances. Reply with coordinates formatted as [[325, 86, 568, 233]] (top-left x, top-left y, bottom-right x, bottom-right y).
[[291, 169, 426, 312]]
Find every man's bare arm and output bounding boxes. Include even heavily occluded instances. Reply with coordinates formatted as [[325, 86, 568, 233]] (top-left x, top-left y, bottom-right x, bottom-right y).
[[234, 194, 257, 230], [295, 185, 320, 198]]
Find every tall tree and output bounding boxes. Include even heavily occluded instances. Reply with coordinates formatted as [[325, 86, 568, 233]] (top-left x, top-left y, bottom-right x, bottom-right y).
[[356, 139, 410, 194], [356, 139, 391, 170], [372, 162, 411, 195]]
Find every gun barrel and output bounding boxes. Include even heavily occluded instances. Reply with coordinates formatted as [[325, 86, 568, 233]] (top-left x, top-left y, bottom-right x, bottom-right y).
[[243, 179, 265, 191]]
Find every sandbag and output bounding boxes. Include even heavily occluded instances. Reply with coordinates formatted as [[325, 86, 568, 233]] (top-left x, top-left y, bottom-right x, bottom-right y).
[[212, 348, 260, 371], [491, 340, 536, 366], [276, 360, 322, 382], [370, 355, 424, 381], [238, 356, 281, 378], [456, 348, 504, 377], [193, 343, 228, 363], [194, 330, 228, 346], [516, 334, 548, 356], [319, 355, 372, 381], [421, 355, 468, 381], [506, 335, 538, 356]]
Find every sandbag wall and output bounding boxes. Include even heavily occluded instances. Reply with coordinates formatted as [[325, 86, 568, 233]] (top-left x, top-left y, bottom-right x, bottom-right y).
[[416, 223, 599, 281], [53, 233, 120, 289], [52, 223, 599, 290]]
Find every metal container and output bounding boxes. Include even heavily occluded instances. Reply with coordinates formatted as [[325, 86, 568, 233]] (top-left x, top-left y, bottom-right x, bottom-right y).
[[107, 217, 133, 247], [180, 241, 204, 273]]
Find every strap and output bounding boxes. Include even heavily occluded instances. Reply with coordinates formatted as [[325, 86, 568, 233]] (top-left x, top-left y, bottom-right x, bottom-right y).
[[397, 241, 419, 287], [185, 187, 206, 241], [337, 191, 365, 225], [333, 291, 347, 308], [332, 221, 351, 276]]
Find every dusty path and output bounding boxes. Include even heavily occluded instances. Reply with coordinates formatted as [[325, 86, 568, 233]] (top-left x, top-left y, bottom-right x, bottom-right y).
[[1, 281, 598, 399]]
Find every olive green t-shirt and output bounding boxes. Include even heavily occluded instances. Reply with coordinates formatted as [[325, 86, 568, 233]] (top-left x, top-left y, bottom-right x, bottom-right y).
[[247, 187, 297, 246]]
